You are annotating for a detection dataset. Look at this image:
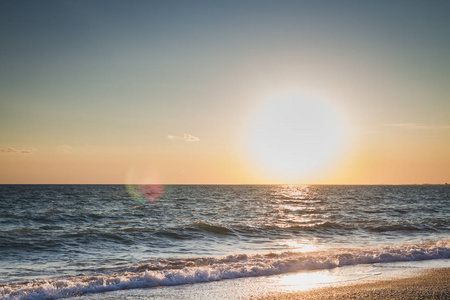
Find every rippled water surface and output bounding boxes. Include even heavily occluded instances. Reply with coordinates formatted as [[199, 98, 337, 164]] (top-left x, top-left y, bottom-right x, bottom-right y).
[[1, 185, 449, 298]]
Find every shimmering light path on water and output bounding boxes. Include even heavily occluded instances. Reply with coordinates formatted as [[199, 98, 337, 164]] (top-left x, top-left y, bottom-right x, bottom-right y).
[[0, 185, 449, 299]]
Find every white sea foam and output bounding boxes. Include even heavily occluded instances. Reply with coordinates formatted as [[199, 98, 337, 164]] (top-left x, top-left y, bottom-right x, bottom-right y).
[[1, 239, 449, 300]]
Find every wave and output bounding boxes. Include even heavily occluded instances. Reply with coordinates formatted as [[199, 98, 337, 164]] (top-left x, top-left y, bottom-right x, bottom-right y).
[[186, 221, 235, 235], [1, 239, 449, 300], [2, 216, 447, 253]]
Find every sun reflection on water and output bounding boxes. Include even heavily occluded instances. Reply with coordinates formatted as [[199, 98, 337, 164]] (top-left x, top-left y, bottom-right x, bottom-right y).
[[278, 271, 336, 292], [281, 239, 319, 252], [277, 185, 312, 200], [271, 186, 337, 292], [283, 240, 318, 252]]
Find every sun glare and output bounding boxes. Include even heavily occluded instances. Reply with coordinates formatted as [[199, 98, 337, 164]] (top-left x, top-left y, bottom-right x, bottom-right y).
[[282, 240, 319, 252], [247, 94, 345, 182], [278, 271, 336, 292]]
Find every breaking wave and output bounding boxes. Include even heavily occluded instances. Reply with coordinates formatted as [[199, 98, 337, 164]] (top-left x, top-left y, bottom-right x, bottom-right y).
[[1, 239, 448, 300]]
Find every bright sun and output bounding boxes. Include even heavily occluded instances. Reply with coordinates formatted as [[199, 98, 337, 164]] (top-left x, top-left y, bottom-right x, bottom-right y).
[[247, 94, 345, 182]]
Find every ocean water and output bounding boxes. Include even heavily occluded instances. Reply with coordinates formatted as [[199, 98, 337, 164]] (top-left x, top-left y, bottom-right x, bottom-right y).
[[1, 185, 449, 299]]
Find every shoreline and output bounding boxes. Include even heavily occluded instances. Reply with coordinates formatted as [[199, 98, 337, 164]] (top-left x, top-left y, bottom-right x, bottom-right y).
[[259, 268, 450, 300]]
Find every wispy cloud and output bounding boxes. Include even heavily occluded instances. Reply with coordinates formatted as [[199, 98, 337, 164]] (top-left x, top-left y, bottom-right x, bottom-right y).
[[385, 123, 450, 130], [56, 144, 74, 154], [0, 146, 36, 154], [183, 134, 199, 142], [0, 147, 19, 153], [167, 133, 200, 142]]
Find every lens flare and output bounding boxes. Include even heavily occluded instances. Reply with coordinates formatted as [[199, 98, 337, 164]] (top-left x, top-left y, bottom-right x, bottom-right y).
[[125, 168, 164, 204], [126, 184, 164, 204]]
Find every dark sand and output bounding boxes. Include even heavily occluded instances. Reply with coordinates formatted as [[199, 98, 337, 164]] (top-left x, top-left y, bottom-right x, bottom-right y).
[[259, 268, 450, 300]]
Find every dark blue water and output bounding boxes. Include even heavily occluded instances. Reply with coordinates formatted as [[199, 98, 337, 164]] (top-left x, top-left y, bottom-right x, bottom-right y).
[[1, 185, 449, 299]]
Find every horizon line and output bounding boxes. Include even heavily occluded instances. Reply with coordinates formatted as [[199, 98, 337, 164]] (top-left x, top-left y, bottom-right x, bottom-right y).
[[0, 183, 448, 186]]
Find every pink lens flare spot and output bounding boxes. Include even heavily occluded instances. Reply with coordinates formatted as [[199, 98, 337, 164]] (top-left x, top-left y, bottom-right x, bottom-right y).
[[126, 184, 165, 204], [125, 168, 165, 204], [138, 184, 164, 203]]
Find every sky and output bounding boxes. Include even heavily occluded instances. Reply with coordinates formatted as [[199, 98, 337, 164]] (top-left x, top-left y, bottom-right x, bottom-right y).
[[1, 0, 449, 184]]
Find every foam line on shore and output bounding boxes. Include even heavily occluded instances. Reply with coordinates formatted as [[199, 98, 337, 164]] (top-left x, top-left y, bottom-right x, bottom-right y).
[[1, 240, 449, 300]]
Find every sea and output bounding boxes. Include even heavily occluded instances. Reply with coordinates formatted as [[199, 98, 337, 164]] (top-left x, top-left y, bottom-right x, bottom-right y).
[[1, 185, 449, 299]]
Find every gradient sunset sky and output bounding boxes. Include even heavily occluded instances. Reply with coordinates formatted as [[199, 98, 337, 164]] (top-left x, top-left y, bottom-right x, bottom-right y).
[[1, 0, 449, 184]]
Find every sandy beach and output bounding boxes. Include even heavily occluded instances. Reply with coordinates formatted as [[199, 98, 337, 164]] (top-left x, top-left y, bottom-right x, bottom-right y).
[[260, 268, 450, 300]]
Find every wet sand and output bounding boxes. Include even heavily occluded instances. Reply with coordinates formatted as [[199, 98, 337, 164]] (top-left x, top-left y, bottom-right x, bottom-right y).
[[259, 268, 450, 300]]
